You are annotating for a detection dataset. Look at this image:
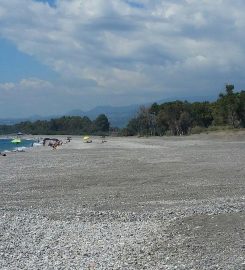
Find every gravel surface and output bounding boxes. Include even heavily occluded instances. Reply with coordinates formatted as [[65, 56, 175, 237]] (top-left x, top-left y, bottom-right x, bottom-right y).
[[0, 132, 245, 269]]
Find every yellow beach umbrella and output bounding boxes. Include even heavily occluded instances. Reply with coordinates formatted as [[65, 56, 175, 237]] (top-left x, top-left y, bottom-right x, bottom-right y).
[[83, 136, 90, 140]]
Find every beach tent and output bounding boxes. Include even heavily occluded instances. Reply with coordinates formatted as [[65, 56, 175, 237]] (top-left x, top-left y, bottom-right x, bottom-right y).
[[11, 138, 21, 144]]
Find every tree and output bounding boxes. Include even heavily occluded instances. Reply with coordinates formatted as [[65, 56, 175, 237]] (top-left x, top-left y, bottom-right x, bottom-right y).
[[149, 102, 160, 115], [191, 102, 213, 128], [93, 114, 110, 134], [156, 110, 169, 135], [214, 84, 240, 127], [156, 101, 192, 135], [0, 114, 110, 135], [179, 111, 192, 135], [137, 106, 152, 135], [126, 117, 139, 136], [237, 91, 245, 127]]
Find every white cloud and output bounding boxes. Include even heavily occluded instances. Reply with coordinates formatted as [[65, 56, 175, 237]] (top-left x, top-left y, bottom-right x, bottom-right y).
[[19, 78, 53, 90], [0, 82, 15, 91], [0, 78, 53, 92], [0, 0, 245, 115]]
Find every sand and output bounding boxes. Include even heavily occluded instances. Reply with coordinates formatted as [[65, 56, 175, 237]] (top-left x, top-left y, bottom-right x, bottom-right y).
[[0, 132, 244, 269]]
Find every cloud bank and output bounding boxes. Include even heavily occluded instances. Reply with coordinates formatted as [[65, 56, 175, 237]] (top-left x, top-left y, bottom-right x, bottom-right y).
[[0, 0, 245, 116]]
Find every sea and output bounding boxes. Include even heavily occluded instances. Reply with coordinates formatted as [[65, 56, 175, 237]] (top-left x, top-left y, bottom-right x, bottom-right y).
[[0, 138, 36, 153]]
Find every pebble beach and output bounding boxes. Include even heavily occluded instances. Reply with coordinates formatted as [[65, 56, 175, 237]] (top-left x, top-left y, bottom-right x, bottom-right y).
[[0, 132, 244, 269]]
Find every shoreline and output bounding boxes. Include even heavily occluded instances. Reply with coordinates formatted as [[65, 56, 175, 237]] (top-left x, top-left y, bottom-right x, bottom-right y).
[[0, 138, 36, 154]]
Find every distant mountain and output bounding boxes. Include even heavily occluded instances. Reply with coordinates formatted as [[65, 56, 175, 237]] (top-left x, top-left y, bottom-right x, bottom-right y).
[[66, 104, 139, 128]]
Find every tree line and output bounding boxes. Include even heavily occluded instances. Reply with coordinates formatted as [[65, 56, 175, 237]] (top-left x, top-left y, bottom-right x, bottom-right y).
[[1, 84, 244, 136], [122, 85, 245, 136], [0, 114, 110, 135]]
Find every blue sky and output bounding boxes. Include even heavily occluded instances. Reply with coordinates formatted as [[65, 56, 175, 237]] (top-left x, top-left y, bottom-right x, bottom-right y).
[[0, 0, 245, 118], [0, 38, 57, 82]]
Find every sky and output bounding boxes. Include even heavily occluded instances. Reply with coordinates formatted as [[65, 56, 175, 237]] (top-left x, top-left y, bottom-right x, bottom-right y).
[[0, 0, 245, 118]]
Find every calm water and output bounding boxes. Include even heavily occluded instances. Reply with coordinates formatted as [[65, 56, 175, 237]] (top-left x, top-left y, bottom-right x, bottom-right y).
[[0, 139, 35, 152]]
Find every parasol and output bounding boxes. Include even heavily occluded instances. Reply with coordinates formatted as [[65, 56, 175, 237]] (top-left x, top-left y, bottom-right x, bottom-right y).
[[11, 138, 21, 144]]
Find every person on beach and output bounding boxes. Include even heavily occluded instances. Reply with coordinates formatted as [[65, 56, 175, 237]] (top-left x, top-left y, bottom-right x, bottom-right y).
[[0, 152, 6, 156]]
